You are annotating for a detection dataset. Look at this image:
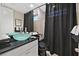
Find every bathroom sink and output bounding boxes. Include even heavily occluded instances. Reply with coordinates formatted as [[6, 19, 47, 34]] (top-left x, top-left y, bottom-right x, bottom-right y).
[[7, 32, 31, 41], [13, 33, 31, 41]]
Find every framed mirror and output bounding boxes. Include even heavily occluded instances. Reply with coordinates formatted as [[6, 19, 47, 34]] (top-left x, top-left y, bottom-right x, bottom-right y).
[[15, 19, 22, 26]]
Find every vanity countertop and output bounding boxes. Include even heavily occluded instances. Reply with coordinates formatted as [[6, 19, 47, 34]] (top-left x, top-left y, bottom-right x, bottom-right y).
[[0, 36, 38, 55]]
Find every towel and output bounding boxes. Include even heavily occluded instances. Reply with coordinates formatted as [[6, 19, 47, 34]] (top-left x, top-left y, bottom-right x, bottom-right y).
[[71, 25, 79, 35]]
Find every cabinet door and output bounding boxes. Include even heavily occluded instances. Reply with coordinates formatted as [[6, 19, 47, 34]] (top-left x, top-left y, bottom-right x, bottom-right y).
[[26, 45, 38, 56], [21, 44, 38, 56]]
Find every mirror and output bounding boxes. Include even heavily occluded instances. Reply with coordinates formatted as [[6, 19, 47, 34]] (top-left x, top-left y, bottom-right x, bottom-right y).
[[0, 3, 46, 41], [33, 5, 46, 40], [15, 19, 22, 26], [0, 4, 24, 40]]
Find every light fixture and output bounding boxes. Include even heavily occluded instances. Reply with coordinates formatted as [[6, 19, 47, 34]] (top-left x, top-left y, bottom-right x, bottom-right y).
[[30, 4, 34, 7]]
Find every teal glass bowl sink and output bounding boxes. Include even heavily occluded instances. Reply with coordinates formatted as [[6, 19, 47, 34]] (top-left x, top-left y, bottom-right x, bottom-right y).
[[7, 32, 31, 41]]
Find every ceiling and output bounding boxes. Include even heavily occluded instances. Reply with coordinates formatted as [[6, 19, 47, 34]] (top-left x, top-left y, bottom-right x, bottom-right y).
[[1, 3, 45, 13]]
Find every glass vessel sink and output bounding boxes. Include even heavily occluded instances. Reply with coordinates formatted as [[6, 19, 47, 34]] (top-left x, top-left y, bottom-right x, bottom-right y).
[[7, 32, 31, 41]]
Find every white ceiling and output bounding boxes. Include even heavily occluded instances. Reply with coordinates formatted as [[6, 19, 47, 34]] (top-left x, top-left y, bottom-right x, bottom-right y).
[[1, 3, 45, 13]]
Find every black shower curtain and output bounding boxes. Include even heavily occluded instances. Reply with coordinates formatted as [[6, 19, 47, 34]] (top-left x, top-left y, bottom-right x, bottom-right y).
[[44, 3, 78, 56], [24, 11, 34, 32]]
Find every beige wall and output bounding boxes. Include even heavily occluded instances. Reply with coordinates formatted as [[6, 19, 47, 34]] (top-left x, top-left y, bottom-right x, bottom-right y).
[[76, 3, 79, 25], [34, 5, 46, 40], [14, 11, 24, 20]]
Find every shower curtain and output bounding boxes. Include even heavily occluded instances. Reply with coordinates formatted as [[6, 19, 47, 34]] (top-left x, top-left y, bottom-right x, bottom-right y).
[[44, 3, 78, 56], [24, 11, 34, 32]]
